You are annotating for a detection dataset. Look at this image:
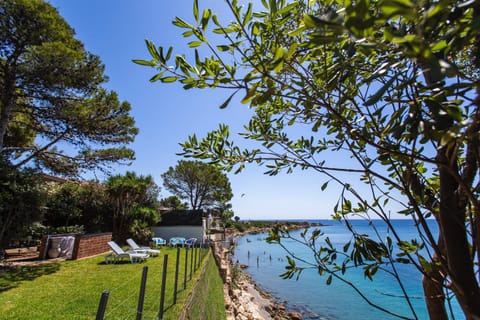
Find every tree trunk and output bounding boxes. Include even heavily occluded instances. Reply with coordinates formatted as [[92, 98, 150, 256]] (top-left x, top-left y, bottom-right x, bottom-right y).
[[0, 65, 16, 150], [422, 239, 448, 320], [419, 56, 480, 319], [436, 145, 480, 319], [0, 208, 15, 250]]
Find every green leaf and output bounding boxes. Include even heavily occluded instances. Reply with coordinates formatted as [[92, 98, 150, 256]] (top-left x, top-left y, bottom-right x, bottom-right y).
[[217, 45, 231, 52], [149, 73, 164, 82], [380, 0, 414, 18], [326, 274, 333, 285], [243, 3, 253, 26], [212, 14, 221, 27], [201, 9, 212, 31], [193, 0, 199, 22], [213, 27, 234, 34], [173, 17, 193, 29], [195, 49, 201, 65], [165, 47, 173, 60], [270, 0, 277, 13], [312, 119, 322, 132], [160, 76, 178, 83], [241, 87, 256, 104], [132, 59, 156, 67], [278, 2, 299, 15], [273, 59, 284, 73], [308, 34, 340, 45], [396, 258, 410, 264], [364, 75, 396, 106], [188, 41, 203, 48], [304, 14, 343, 30], [418, 255, 432, 273], [440, 130, 458, 146], [219, 92, 237, 109], [146, 40, 160, 61], [425, 2, 444, 19], [182, 30, 194, 37], [343, 241, 351, 253], [445, 106, 463, 122], [321, 181, 329, 191], [274, 47, 285, 60], [431, 40, 447, 52], [385, 0, 414, 9], [158, 47, 166, 64]]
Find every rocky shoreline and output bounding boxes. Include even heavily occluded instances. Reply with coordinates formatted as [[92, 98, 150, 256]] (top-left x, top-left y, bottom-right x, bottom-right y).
[[225, 270, 302, 320], [213, 221, 322, 320]]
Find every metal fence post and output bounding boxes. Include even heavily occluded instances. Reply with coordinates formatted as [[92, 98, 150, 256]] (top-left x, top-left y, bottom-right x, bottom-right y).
[[184, 247, 188, 290], [136, 266, 148, 320], [96, 290, 110, 320], [158, 254, 168, 320], [173, 247, 180, 304], [189, 245, 194, 280], [199, 246, 202, 266], [193, 246, 197, 272]]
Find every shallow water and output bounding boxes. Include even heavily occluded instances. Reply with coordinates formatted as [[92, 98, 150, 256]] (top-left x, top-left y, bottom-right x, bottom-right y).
[[233, 219, 463, 320]]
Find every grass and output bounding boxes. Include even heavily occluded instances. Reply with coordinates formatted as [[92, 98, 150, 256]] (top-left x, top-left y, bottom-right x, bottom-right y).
[[0, 246, 216, 320], [185, 254, 226, 319]]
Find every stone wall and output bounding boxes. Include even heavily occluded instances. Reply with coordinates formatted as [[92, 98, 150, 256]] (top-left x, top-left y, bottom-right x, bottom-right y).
[[212, 241, 232, 284]]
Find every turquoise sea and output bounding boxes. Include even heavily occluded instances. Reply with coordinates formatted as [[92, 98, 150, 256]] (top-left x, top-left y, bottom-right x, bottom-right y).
[[233, 219, 463, 319]]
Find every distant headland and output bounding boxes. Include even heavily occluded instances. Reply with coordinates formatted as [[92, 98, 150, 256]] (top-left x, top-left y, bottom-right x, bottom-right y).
[[229, 220, 327, 236]]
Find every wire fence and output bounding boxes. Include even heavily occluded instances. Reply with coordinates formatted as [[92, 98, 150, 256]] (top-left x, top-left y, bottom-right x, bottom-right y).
[[95, 245, 209, 320]]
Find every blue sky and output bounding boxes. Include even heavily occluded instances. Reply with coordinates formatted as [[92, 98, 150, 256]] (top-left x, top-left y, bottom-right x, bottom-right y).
[[47, 0, 347, 220]]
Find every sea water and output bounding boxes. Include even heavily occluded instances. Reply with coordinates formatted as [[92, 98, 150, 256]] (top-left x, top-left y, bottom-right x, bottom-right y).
[[233, 219, 463, 319]]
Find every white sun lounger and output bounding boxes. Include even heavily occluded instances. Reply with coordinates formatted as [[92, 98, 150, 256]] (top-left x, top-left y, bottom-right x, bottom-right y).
[[106, 241, 149, 264], [126, 238, 160, 256]]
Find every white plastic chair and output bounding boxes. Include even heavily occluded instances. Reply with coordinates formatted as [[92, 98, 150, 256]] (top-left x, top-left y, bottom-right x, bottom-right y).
[[185, 238, 197, 247], [152, 237, 166, 246]]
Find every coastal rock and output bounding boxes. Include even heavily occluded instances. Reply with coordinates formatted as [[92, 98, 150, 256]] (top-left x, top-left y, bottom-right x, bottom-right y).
[[213, 224, 320, 320], [287, 311, 302, 320], [237, 313, 249, 320], [264, 304, 273, 314], [237, 305, 246, 315]]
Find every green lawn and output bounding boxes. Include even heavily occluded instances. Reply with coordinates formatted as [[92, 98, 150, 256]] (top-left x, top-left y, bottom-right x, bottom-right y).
[[0, 247, 215, 320], [185, 253, 227, 319]]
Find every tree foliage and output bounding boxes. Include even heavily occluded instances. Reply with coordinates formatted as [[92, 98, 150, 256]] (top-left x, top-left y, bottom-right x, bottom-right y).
[[43, 181, 110, 233], [0, 0, 138, 176], [161, 160, 233, 211], [0, 160, 45, 250], [160, 195, 188, 210], [136, 0, 480, 318], [105, 171, 161, 243]]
